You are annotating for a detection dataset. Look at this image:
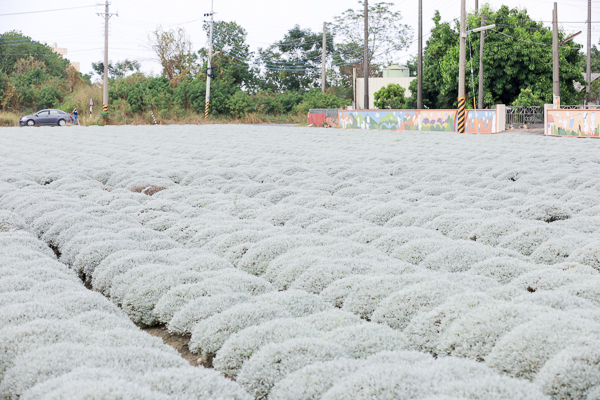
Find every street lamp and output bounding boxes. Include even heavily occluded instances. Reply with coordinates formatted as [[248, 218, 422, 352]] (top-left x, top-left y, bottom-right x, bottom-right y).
[[467, 24, 495, 111], [467, 24, 496, 34]]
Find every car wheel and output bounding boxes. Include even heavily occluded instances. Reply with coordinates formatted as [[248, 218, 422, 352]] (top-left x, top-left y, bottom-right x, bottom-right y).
[[58, 119, 66, 126], [26, 120, 35, 126]]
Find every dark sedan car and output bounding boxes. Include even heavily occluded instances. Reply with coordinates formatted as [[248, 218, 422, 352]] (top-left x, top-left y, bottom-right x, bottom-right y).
[[19, 109, 73, 126]]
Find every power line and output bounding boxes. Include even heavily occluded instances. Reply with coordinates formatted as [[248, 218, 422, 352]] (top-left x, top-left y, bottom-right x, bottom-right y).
[[492, 29, 581, 50], [0, 5, 97, 17]]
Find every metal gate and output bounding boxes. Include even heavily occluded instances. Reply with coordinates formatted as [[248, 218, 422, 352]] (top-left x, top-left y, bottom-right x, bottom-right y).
[[309, 109, 339, 119], [506, 106, 543, 126]]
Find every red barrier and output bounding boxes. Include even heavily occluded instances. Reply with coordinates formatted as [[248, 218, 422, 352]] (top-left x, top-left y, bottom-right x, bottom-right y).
[[307, 113, 327, 127]]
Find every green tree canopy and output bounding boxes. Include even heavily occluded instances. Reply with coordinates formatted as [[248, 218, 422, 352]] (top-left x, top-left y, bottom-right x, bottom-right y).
[[198, 21, 258, 90], [257, 25, 334, 92], [374, 83, 406, 109], [0, 31, 69, 78], [407, 6, 585, 109], [579, 40, 600, 74]]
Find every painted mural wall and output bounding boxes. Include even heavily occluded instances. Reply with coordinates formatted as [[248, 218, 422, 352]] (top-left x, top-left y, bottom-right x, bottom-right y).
[[546, 109, 600, 137], [465, 110, 497, 134], [339, 109, 457, 132]]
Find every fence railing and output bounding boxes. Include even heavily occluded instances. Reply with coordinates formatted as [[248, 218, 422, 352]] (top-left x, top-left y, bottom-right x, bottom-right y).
[[506, 106, 543, 126], [309, 109, 339, 119], [560, 104, 600, 110]]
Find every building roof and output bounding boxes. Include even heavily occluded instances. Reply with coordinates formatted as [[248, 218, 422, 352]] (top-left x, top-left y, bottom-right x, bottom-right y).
[[574, 72, 600, 91]]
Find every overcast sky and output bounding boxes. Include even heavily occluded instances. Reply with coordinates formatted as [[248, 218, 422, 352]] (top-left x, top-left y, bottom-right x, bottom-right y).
[[1, 0, 598, 78]]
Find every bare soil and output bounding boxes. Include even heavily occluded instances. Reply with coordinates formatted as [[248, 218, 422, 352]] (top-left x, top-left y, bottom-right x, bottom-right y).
[[142, 326, 212, 368]]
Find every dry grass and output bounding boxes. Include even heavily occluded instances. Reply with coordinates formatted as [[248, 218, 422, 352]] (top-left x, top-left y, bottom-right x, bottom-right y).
[[0, 112, 20, 127], [1, 108, 306, 128]]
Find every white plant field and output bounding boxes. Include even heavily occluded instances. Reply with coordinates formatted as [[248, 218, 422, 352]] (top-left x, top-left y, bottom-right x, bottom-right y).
[[1, 125, 600, 399]]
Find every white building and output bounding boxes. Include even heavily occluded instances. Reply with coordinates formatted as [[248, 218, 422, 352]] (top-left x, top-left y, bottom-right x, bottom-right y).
[[354, 65, 416, 110], [49, 43, 80, 72]]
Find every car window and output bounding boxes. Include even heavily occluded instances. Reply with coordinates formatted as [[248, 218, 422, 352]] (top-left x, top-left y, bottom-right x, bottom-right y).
[[37, 111, 49, 115], [50, 110, 60, 115]]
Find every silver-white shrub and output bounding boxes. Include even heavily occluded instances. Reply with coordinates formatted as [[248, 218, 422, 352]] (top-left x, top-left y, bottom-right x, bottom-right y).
[[152, 280, 234, 325], [167, 293, 252, 335], [498, 225, 569, 256], [188, 303, 293, 355], [0, 302, 70, 328], [322, 323, 407, 358], [214, 318, 321, 377], [371, 280, 469, 330], [371, 227, 440, 255], [288, 259, 379, 294], [569, 242, 600, 272], [121, 268, 206, 325], [237, 337, 348, 399], [404, 292, 497, 354], [509, 268, 592, 292], [487, 312, 600, 379], [269, 358, 368, 400], [140, 367, 252, 400], [535, 338, 600, 399], [237, 234, 335, 276], [515, 289, 597, 310], [0, 344, 187, 399], [564, 276, 600, 307], [189, 290, 330, 355], [530, 235, 591, 264], [420, 241, 495, 272], [468, 257, 540, 284], [341, 273, 431, 319], [319, 275, 369, 308], [20, 368, 166, 400], [0, 210, 29, 233], [436, 302, 551, 361], [0, 276, 38, 293], [514, 200, 571, 223], [321, 357, 547, 400], [391, 237, 453, 265]]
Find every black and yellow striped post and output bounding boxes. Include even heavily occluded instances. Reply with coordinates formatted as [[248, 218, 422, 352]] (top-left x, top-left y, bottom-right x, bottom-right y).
[[457, 97, 466, 133], [204, 101, 209, 119], [103, 104, 108, 112]]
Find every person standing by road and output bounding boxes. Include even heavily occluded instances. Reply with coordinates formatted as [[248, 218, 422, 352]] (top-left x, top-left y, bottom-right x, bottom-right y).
[[89, 98, 93, 117], [72, 108, 79, 126]]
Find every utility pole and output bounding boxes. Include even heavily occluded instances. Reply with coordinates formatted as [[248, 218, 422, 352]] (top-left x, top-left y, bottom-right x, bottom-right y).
[[475, 0, 478, 12], [417, 0, 423, 109], [363, 0, 369, 109], [458, 0, 466, 133], [478, 15, 484, 109], [587, 0, 592, 95], [97, 1, 116, 113], [204, 0, 214, 119], [322, 22, 327, 93], [553, 2, 560, 106]]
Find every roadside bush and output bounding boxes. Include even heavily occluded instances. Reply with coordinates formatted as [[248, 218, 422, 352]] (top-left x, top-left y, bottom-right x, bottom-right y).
[[373, 83, 406, 110]]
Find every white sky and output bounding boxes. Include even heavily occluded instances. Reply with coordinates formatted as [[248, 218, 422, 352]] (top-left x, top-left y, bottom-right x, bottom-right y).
[[0, 0, 598, 78]]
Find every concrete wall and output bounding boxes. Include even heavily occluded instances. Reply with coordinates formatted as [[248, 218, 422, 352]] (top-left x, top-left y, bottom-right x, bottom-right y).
[[355, 77, 416, 109], [339, 107, 505, 133], [546, 108, 600, 137]]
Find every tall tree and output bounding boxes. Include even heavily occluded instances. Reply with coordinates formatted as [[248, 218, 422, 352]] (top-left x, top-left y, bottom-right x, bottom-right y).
[[331, 1, 413, 78], [0, 31, 69, 78], [198, 21, 258, 90], [92, 59, 140, 79], [257, 25, 334, 92], [150, 26, 198, 83], [407, 6, 584, 108]]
